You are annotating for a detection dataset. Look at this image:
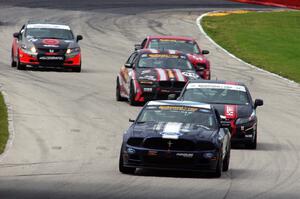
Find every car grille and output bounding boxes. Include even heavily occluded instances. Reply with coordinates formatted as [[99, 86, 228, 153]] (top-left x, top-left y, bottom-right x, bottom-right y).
[[197, 141, 215, 150], [143, 138, 195, 151], [127, 137, 144, 147], [159, 81, 186, 89], [38, 48, 66, 54]]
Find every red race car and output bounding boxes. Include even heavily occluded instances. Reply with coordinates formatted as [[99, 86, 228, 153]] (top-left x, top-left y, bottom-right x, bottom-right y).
[[116, 49, 201, 105], [11, 21, 83, 72], [134, 36, 211, 80]]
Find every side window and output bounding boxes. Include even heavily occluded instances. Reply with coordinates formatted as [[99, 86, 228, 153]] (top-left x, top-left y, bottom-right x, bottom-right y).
[[126, 52, 138, 65], [141, 39, 147, 48]]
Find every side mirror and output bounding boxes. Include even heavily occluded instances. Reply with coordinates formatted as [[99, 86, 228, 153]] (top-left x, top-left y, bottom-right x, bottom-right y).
[[134, 44, 142, 51], [220, 121, 231, 128], [13, 32, 19, 38], [168, 94, 177, 100], [202, 50, 209, 55], [124, 63, 133, 68], [129, 118, 135, 123], [76, 35, 83, 42], [254, 99, 263, 108]]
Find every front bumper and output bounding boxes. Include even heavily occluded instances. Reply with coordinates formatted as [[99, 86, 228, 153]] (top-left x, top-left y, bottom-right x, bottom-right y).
[[19, 50, 81, 67], [122, 145, 219, 172], [230, 121, 257, 143]]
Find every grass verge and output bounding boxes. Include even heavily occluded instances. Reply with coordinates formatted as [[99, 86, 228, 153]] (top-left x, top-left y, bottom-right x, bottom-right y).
[[0, 92, 9, 154], [201, 11, 300, 83]]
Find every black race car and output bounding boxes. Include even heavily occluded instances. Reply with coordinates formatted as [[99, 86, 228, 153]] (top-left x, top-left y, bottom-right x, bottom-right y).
[[119, 100, 231, 177], [177, 80, 263, 149], [116, 49, 201, 105], [11, 21, 83, 72]]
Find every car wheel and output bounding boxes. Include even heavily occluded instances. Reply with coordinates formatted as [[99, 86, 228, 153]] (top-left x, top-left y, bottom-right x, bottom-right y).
[[119, 148, 135, 174], [246, 131, 257, 149], [212, 153, 222, 178], [222, 145, 231, 172], [11, 49, 16, 67], [129, 81, 137, 106], [17, 57, 26, 70], [116, 78, 126, 101]]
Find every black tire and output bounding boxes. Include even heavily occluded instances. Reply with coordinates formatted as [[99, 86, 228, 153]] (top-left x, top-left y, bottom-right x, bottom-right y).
[[72, 65, 81, 73], [246, 131, 257, 149], [212, 153, 222, 178], [17, 57, 26, 70], [222, 145, 231, 172], [119, 149, 135, 174], [116, 78, 126, 101], [11, 49, 16, 67], [129, 81, 138, 106]]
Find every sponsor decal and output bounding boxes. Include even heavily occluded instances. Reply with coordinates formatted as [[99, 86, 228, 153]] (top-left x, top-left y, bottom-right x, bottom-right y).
[[181, 71, 198, 80], [43, 44, 59, 48], [148, 54, 179, 58], [39, 56, 64, 61], [224, 105, 238, 119], [42, 39, 60, 45], [159, 106, 198, 112], [187, 83, 246, 92], [176, 153, 194, 158]]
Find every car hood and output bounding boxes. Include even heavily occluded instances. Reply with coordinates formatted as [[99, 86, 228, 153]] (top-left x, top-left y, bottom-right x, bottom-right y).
[[187, 54, 208, 64], [131, 122, 216, 140], [136, 68, 200, 82], [212, 104, 253, 120], [25, 37, 78, 50]]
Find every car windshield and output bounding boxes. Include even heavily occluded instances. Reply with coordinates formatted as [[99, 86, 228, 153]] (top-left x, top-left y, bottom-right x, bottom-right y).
[[137, 105, 217, 130], [26, 28, 74, 40], [148, 39, 200, 54], [182, 83, 250, 105], [138, 54, 193, 70]]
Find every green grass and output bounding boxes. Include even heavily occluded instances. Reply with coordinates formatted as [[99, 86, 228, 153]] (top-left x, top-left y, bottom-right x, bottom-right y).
[[202, 11, 300, 83], [0, 92, 9, 154]]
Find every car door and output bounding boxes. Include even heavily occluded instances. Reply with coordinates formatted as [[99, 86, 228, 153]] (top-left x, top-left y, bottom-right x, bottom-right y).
[[120, 52, 138, 96]]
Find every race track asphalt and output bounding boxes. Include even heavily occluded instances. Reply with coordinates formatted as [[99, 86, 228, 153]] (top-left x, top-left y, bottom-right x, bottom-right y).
[[0, 1, 299, 199]]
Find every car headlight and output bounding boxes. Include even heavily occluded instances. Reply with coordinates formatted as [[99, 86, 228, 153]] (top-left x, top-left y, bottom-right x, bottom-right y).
[[20, 44, 37, 55], [66, 47, 80, 54], [30, 46, 37, 53], [236, 111, 256, 125]]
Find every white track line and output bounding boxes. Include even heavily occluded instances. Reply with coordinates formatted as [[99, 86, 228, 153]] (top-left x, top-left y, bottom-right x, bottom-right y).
[[0, 87, 15, 162], [196, 11, 299, 86]]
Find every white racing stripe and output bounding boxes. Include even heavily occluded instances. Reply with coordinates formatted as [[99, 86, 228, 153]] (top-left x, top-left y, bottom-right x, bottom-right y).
[[173, 69, 186, 81], [156, 68, 168, 81], [163, 122, 182, 133]]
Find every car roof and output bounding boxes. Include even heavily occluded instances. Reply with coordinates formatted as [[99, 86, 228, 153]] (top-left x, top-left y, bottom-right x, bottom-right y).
[[147, 35, 196, 41], [137, 48, 186, 56], [147, 100, 212, 109], [188, 79, 247, 87]]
